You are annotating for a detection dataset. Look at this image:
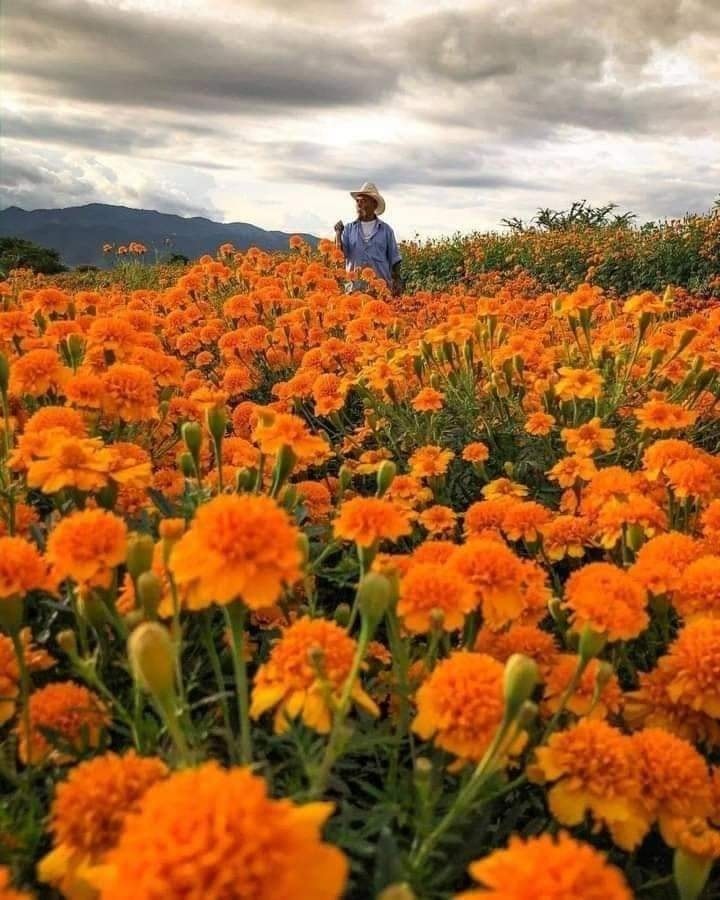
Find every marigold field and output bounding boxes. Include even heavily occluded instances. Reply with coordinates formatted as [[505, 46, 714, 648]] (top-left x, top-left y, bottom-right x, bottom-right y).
[[1, 228, 720, 899]]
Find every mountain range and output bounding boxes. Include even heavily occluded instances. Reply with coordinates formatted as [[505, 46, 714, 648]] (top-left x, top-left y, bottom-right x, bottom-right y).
[[0, 203, 319, 268]]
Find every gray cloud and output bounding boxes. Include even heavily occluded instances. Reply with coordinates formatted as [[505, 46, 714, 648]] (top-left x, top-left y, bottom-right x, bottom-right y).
[[3, 0, 397, 114], [261, 141, 536, 190]]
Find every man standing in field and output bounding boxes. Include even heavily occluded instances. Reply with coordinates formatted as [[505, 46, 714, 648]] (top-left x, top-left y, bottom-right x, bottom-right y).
[[334, 182, 403, 296]]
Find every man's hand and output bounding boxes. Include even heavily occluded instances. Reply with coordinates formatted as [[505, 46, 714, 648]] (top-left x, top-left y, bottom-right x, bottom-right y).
[[334, 220, 344, 234], [391, 275, 403, 297]]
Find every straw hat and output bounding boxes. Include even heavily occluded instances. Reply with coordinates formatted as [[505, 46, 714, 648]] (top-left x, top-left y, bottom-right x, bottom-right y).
[[350, 181, 385, 216]]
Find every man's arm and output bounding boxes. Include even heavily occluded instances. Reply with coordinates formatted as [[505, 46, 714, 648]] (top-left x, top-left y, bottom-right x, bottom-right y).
[[334, 220, 345, 257], [387, 228, 403, 296]]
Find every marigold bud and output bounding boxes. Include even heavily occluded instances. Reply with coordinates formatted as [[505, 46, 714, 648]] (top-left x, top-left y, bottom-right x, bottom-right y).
[[296, 532, 310, 567], [673, 847, 713, 900], [0, 352, 10, 397], [378, 885, 417, 900], [78, 590, 107, 630], [66, 333, 85, 363], [57, 629, 78, 658], [181, 421, 202, 461], [205, 404, 227, 447], [179, 451, 196, 478], [338, 465, 352, 496], [357, 572, 391, 630], [578, 625, 607, 664], [376, 460, 397, 497], [503, 653, 539, 721], [126, 533, 155, 580], [128, 622, 176, 699], [137, 571, 163, 619], [270, 444, 296, 496], [677, 328, 698, 353], [334, 602, 352, 627]]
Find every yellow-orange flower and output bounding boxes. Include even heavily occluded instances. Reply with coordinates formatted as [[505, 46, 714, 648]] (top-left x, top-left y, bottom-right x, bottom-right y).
[[39, 751, 168, 898], [398, 563, 476, 633], [563, 562, 648, 641], [658, 617, 720, 718], [635, 399, 697, 432], [417, 504, 457, 536], [101, 363, 157, 422], [408, 444, 454, 478], [461, 441, 489, 463], [674, 555, 720, 621], [529, 719, 646, 850], [333, 496, 411, 549], [413, 652, 511, 766], [411, 387, 444, 412], [561, 417, 615, 456], [630, 728, 712, 833], [555, 366, 603, 401], [481, 477, 528, 500], [169, 494, 302, 609], [46, 509, 127, 590], [524, 411, 555, 436], [474, 623, 558, 673], [548, 455, 597, 488], [17, 681, 109, 765], [0, 536, 48, 601], [540, 515, 592, 561], [629, 532, 702, 598], [251, 617, 377, 733], [8, 348, 68, 398], [26, 436, 112, 495], [455, 832, 632, 900], [312, 373, 346, 416], [500, 499, 551, 543], [449, 538, 527, 631], [94, 762, 347, 900], [252, 411, 330, 467]]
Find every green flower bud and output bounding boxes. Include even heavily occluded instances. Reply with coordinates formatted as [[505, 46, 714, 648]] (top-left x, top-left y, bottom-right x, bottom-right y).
[[128, 622, 176, 700], [0, 593, 23, 635], [66, 334, 85, 364], [126, 533, 155, 581], [503, 654, 539, 721], [673, 847, 713, 900], [206, 404, 227, 447], [179, 451, 196, 478], [376, 460, 397, 497], [0, 352, 10, 397], [333, 602, 352, 627], [357, 572, 391, 631], [677, 328, 698, 353], [578, 625, 607, 665], [137, 571, 163, 619], [57, 629, 78, 658], [338, 465, 352, 496], [181, 421, 203, 462], [296, 532, 310, 567], [270, 444, 296, 497]]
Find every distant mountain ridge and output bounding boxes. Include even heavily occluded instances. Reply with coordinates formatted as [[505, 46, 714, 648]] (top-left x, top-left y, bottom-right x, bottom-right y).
[[0, 203, 319, 268]]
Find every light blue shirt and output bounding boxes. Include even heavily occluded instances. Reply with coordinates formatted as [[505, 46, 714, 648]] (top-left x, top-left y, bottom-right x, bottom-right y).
[[341, 218, 402, 285]]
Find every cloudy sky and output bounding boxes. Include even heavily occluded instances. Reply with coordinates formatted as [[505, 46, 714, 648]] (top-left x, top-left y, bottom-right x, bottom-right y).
[[2, 0, 719, 239]]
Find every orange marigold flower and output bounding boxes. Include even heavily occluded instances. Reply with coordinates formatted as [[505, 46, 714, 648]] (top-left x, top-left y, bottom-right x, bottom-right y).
[[500, 499, 551, 543], [674, 555, 720, 621], [660, 816, 720, 861], [251, 617, 377, 733], [26, 436, 112, 495], [0, 628, 53, 727], [46, 509, 127, 590], [658, 617, 720, 718], [413, 652, 516, 767], [642, 438, 699, 481], [555, 366, 603, 401], [417, 504, 457, 536], [666, 457, 719, 501], [540, 514, 592, 561], [408, 444, 454, 478], [629, 532, 702, 598], [333, 496, 411, 549], [635, 399, 697, 432], [543, 654, 622, 720], [312, 373, 346, 416], [169, 494, 302, 610], [294, 480, 333, 523], [253, 411, 330, 467], [8, 348, 68, 398], [561, 417, 615, 456], [564, 562, 648, 641], [411, 387, 445, 412], [96, 762, 347, 900], [101, 363, 157, 422], [481, 477, 528, 500], [455, 832, 632, 900], [474, 623, 558, 673], [464, 498, 514, 537], [17, 681, 109, 765], [39, 751, 168, 897], [701, 499, 720, 549], [64, 371, 105, 410], [0, 536, 47, 600], [398, 562, 476, 633], [528, 719, 646, 850], [462, 441, 489, 463], [409, 540, 457, 566], [524, 411, 556, 436], [449, 538, 527, 631], [594, 494, 667, 550], [630, 728, 712, 832], [548, 454, 597, 488], [624, 665, 720, 747], [623, 290, 665, 316]]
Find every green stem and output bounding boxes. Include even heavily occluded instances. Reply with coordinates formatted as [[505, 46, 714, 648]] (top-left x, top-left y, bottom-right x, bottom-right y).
[[225, 600, 252, 763], [201, 612, 236, 763], [11, 631, 32, 771]]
